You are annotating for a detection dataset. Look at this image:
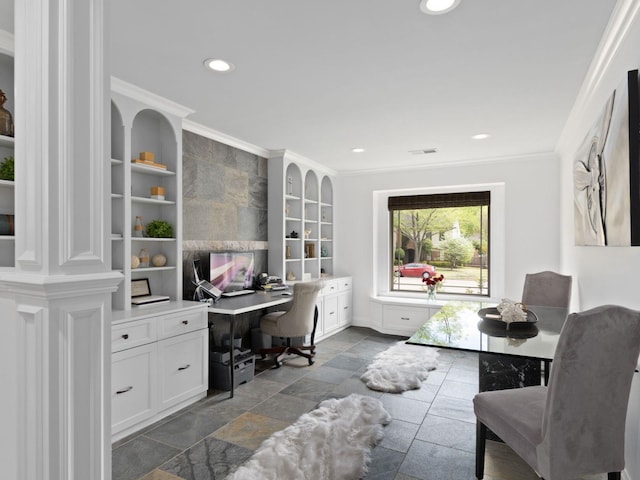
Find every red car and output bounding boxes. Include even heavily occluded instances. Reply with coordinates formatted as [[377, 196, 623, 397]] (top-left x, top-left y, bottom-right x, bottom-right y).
[[396, 263, 437, 279]]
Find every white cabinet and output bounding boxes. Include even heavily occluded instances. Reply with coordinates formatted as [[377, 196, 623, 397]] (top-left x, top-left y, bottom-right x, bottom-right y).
[[158, 329, 208, 411], [371, 299, 442, 336], [316, 276, 352, 340], [112, 343, 157, 434], [323, 294, 339, 334], [111, 302, 208, 442], [268, 150, 335, 282]]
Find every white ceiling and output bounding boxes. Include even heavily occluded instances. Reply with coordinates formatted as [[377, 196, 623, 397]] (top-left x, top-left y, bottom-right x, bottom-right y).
[[5, 1, 620, 173]]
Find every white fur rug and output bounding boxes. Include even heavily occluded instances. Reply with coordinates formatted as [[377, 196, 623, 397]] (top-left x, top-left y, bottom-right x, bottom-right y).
[[360, 341, 439, 393], [226, 394, 391, 480]]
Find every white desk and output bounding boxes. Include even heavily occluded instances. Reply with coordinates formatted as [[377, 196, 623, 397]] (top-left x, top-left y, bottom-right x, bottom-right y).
[[207, 291, 292, 397]]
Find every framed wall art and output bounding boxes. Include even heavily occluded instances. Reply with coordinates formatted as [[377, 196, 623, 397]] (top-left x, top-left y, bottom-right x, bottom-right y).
[[574, 69, 640, 246]]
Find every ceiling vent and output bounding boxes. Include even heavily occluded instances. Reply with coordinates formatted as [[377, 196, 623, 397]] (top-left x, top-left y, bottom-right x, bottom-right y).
[[409, 148, 438, 155]]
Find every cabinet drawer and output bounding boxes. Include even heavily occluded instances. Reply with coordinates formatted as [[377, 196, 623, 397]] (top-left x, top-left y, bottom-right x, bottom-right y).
[[157, 310, 207, 340], [112, 319, 156, 353], [322, 280, 339, 296], [383, 305, 429, 332], [112, 343, 157, 433], [338, 277, 352, 292], [158, 329, 208, 410]]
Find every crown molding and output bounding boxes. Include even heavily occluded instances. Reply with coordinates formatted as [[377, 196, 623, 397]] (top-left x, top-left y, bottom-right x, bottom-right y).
[[556, 0, 640, 155], [0, 29, 14, 56], [182, 119, 270, 158], [338, 151, 557, 177], [111, 76, 195, 118], [268, 148, 338, 177]]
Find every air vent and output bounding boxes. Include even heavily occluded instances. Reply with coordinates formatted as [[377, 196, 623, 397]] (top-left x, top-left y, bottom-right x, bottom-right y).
[[409, 148, 438, 155]]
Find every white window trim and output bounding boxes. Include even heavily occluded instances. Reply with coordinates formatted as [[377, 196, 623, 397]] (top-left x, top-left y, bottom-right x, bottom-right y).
[[372, 183, 505, 302]]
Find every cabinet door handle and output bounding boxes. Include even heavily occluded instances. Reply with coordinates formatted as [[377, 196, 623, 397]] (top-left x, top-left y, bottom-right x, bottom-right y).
[[400, 317, 410, 321], [121, 334, 129, 340], [330, 311, 335, 315], [116, 386, 133, 395], [343, 306, 348, 310], [178, 364, 191, 371], [182, 320, 189, 325]]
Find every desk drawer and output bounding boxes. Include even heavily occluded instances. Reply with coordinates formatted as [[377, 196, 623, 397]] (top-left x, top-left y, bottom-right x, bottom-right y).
[[112, 319, 156, 353], [322, 280, 339, 296], [157, 310, 207, 340], [338, 277, 352, 292]]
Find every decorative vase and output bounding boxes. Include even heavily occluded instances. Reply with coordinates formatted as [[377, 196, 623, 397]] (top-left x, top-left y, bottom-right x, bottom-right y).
[[131, 255, 140, 269], [427, 285, 437, 301], [133, 216, 145, 237], [138, 248, 150, 268], [0, 90, 14, 137]]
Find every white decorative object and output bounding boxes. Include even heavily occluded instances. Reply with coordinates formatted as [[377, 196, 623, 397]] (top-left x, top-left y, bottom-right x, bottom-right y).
[[152, 253, 167, 267], [360, 341, 439, 393], [496, 298, 528, 324], [226, 394, 390, 480], [131, 255, 140, 269]]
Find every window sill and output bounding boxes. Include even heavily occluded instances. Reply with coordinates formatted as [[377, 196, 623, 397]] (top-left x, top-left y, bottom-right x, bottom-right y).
[[371, 291, 498, 307]]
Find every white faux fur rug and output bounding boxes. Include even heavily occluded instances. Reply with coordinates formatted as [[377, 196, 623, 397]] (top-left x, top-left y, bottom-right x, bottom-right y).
[[360, 341, 439, 393], [226, 394, 391, 480]]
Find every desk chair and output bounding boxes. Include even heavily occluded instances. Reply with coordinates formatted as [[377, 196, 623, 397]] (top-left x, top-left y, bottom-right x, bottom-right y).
[[259, 281, 322, 368], [474, 305, 640, 480], [522, 271, 572, 308]]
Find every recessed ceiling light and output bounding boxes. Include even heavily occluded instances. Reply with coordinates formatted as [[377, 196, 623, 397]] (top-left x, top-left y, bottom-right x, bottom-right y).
[[352, 148, 366, 153], [419, 0, 461, 15], [472, 133, 490, 140], [203, 58, 234, 72]]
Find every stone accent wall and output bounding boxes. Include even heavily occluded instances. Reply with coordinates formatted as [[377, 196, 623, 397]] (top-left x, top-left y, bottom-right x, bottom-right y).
[[182, 130, 271, 350], [182, 130, 269, 298]]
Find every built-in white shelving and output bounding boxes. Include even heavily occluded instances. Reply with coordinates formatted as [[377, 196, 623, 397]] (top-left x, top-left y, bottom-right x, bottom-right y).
[[0, 53, 15, 268], [268, 150, 335, 282]]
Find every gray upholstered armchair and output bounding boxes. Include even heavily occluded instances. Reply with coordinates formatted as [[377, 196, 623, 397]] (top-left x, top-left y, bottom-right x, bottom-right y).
[[259, 281, 322, 368], [474, 305, 640, 480]]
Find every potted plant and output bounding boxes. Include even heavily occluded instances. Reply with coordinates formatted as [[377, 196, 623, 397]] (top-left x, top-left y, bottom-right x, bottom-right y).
[[145, 219, 173, 238], [0, 156, 14, 181]]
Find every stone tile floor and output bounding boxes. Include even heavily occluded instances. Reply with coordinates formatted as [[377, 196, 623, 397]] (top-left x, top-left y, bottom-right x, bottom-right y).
[[112, 327, 608, 480]]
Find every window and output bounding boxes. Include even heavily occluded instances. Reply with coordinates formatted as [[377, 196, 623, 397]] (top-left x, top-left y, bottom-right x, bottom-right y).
[[389, 191, 490, 296]]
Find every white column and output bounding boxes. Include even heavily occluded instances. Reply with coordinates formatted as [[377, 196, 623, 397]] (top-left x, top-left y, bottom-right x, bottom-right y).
[[0, 1, 121, 479]]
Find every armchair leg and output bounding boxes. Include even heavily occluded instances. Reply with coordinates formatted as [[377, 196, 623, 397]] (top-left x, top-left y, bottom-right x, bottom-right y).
[[476, 422, 487, 479], [608, 473, 621, 480]]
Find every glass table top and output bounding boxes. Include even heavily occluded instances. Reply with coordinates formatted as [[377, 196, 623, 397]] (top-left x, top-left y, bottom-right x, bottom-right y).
[[407, 301, 568, 361]]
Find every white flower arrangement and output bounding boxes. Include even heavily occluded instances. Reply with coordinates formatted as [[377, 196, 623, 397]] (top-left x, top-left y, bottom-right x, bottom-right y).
[[496, 298, 528, 325]]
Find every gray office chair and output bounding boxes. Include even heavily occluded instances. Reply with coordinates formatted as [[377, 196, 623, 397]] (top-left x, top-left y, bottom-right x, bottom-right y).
[[522, 271, 572, 308], [259, 281, 322, 368], [474, 305, 640, 480]]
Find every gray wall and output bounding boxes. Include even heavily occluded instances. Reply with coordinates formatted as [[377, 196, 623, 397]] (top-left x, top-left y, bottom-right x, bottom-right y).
[[181, 130, 270, 348]]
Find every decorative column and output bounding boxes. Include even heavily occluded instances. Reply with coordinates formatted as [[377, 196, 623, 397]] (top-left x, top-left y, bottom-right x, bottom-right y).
[[0, 1, 121, 479]]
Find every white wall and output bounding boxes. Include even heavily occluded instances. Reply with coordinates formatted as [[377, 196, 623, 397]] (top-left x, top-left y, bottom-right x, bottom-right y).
[[555, 2, 640, 478], [334, 153, 562, 326], [557, 2, 640, 311]]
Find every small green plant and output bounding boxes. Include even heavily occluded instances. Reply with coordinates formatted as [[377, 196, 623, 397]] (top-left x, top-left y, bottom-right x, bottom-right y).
[[146, 219, 173, 238], [0, 156, 14, 181]]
